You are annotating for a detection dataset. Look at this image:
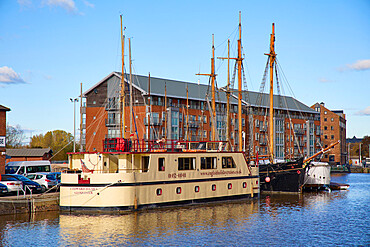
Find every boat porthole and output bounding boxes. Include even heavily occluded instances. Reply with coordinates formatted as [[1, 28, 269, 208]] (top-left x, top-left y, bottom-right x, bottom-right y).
[[156, 188, 162, 196], [212, 184, 216, 191], [243, 182, 247, 188], [228, 183, 232, 190], [195, 186, 200, 193], [256, 180, 258, 185], [176, 187, 181, 194]]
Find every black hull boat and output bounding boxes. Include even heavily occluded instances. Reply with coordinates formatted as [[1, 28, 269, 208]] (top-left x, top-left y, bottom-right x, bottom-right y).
[[259, 158, 306, 193]]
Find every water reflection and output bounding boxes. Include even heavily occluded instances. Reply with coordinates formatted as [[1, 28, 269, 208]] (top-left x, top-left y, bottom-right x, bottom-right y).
[[0, 211, 59, 246], [59, 200, 259, 246]]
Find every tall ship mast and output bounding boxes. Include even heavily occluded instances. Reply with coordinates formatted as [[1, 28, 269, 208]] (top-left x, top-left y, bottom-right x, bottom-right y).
[[60, 14, 259, 212], [119, 15, 126, 139], [258, 23, 307, 193]]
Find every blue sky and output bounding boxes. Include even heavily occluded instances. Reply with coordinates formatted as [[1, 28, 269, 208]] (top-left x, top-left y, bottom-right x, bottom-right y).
[[0, 0, 369, 143]]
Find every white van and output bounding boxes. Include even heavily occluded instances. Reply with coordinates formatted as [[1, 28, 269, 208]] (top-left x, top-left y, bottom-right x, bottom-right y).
[[5, 161, 52, 176]]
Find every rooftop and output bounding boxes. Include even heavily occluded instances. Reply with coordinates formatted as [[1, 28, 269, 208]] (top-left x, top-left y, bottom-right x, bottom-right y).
[[84, 72, 318, 114]]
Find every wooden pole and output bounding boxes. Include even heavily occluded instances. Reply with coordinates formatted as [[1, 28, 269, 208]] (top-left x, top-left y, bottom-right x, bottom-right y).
[[80, 82, 83, 152], [129, 38, 133, 141], [164, 82, 167, 139], [226, 40, 230, 150], [148, 72, 151, 140], [265, 23, 276, 162], [120, 15, 126, 139], [196, 35, 217, 141], [186, 84, 189, 141], [237, 12, 243, 152]]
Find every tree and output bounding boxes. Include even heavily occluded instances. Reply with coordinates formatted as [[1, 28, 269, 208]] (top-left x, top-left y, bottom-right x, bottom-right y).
[[30, 130, 76, 161], [6, 124, 25, 148], [362, 136, 370, 158]]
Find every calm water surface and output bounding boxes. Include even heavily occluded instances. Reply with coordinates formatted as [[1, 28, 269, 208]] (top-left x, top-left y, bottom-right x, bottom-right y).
[[0, 173, 369, 246]]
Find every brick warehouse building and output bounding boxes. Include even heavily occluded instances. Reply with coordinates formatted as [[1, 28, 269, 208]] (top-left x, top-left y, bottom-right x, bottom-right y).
[[0, 105, 10, 174], [311, 102, 346, 165], [82, 72, 321, 160]]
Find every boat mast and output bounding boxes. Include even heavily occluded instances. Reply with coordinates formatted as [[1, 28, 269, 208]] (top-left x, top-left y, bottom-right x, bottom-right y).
[[186, 84, 189, 141], [226, 40, 231, 150], [120, 15, 126, 139], [148, 72, 151, 140], [237, 12, 243, 152], [265, 23, 276, 162], [164, 82, 167, 139], [218, 40, 231, 150], [129, 38, 133, 141], [196, 35, 217, 141]]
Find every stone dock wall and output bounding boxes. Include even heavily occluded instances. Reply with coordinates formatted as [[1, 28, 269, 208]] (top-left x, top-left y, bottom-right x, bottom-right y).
[[0, 192, 59, 216]]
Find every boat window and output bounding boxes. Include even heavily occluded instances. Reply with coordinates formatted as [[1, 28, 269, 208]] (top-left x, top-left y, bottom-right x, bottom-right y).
[[176, 187, 181, 194], [243, 182, 247, 188], [212, 184, 216, 191], [222, 157, 236, 169], [178, 157, 196, 170], [158, 158, 165, 171], [142, 156, 149, 172], [228, 183, 232, 190], [195, 186, 200, 193], [200, 157, 217, 169], [156, 188, 162, 196]]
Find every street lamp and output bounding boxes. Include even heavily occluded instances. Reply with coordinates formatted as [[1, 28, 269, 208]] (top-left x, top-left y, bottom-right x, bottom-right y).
[[70, 98, 79, 152]]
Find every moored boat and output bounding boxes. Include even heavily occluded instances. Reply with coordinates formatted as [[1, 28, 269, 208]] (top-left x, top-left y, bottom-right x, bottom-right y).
[[303, 161, 331, 191], [60, 140, 259, 211]]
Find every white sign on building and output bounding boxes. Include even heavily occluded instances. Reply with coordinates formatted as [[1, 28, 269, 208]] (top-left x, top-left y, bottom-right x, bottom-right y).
[[0, 136, 5, 147]]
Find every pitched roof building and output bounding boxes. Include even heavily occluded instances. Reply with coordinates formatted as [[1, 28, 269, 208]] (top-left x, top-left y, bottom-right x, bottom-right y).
[[82, 72, 321, 160], [6, 148, 53, 162]]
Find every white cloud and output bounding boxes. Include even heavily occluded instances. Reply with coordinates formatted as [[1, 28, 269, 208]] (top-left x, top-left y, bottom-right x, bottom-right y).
[[347, 59, 370, 71], [18, 0, 32, 7], [356, 106, 370, 116], [0, 66, 26, 85], [319, 78, 333, 83], [43, 0, 78, 13], [83, 0, 94, 8]]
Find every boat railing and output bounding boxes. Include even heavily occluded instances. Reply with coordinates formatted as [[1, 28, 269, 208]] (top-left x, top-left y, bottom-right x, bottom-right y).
[[103, 138, 230, 153]]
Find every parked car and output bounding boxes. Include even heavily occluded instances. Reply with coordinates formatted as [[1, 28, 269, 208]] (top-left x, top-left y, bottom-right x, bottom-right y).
[[0, 183, 9, 195], [0, 175, 23, 194], [26, 173, 58, 192], [50, 172, 61, 184], [4, 174, 43, 193]]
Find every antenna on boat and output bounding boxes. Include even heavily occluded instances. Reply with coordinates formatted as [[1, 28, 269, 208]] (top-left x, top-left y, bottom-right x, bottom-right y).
[[196, 34, 217, 141], [265, 23, 276, 163], [120, 15, 126, 139]]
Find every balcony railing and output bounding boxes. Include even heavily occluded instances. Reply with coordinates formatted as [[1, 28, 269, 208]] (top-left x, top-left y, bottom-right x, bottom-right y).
[[144, 117, 161, 126], [105, 119, 119, 127], [184, 120, 199, 128]]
